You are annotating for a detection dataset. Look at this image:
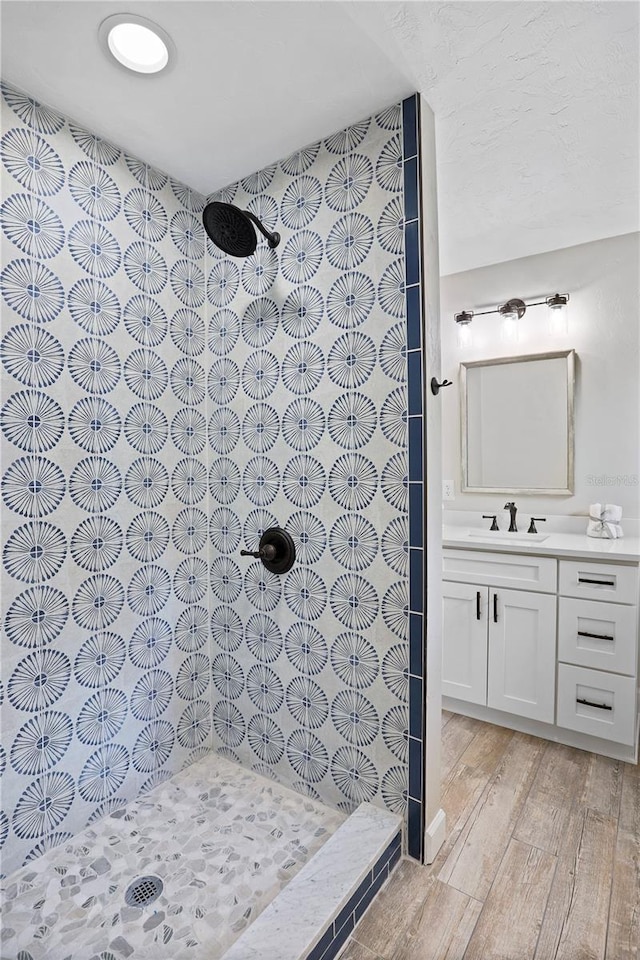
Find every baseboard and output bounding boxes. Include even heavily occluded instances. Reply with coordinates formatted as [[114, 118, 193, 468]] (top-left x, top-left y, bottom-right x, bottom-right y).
[[443, 696, 638, 764], [423, 807, 446, 864]]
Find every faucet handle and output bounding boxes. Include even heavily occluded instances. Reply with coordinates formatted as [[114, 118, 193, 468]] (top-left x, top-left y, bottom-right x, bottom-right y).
[[528, 517, 546, 534], [482, 514, 499, 531]]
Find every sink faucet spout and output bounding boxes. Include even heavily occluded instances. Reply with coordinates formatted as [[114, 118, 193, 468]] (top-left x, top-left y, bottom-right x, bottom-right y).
[[504, 502, 518, 532]]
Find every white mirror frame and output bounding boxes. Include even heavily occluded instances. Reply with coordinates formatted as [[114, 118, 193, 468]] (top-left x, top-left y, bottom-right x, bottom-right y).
[[460, 349, 576, 495]]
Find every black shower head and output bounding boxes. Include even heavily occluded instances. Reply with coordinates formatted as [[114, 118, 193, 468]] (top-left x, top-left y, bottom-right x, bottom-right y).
[[202, 201, 280, 258]]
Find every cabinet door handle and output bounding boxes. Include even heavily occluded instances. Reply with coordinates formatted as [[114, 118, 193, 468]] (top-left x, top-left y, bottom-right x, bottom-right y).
[[576, 697, 613, 711], [577, 577, 615, 587], [493, 593, 498, 623], [476, 591, 481, 620], [577, 630, 614, 642]]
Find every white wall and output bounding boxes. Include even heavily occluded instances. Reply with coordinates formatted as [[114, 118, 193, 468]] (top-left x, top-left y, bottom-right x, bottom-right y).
[[440, 232, 640, 520]]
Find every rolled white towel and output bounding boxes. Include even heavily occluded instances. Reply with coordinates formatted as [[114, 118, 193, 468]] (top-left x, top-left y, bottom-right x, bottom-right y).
[[587, 503, 624, 539]]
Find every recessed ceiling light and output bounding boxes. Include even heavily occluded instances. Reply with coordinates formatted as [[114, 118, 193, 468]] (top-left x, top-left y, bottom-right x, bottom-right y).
[[99, 14, 173, 75]]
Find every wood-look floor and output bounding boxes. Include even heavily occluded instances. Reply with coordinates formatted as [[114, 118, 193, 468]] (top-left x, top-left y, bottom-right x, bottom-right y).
[[341, 711, 640, 960]]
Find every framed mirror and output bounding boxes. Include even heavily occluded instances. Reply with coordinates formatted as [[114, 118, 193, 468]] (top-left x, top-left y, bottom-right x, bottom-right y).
[[461, 349, 575, 495]]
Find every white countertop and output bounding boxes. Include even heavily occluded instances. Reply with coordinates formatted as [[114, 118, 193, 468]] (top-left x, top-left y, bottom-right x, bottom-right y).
[[443, 525, 640, 562]]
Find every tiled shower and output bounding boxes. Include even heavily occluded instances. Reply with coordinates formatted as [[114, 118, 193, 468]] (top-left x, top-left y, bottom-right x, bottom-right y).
[[0, 78, 428, 905]]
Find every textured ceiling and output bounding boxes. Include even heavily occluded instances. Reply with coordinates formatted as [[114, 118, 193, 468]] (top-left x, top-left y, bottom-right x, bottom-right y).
[[344, 1, 639, 273], [1, 1, 638, 274]]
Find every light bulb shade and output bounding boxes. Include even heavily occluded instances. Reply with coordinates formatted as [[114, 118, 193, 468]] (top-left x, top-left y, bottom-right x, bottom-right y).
[[457, 321, 473, 348], [455, 310, 473, 325], [548, 295, 569, 334], [501, 315, 519, 343]]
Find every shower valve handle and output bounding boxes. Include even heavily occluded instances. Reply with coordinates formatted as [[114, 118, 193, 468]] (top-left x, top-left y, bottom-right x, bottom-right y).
[[240, 544, 277, 561], [239, 527, 296, 574]]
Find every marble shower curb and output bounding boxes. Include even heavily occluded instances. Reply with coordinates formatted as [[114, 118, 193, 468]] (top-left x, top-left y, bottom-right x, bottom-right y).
[[221, 803, 402, 960]]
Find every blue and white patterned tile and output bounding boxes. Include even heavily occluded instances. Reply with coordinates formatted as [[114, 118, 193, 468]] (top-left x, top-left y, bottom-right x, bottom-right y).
[[0, 77, 421, 876]]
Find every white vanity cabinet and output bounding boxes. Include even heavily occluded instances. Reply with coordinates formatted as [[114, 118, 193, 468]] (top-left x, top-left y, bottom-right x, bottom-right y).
[[442, 550, 557, 722], [442, 544, 640, 762]]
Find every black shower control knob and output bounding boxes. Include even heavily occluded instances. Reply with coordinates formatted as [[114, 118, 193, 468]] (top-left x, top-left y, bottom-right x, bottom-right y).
[[239, 527, 295, 575]]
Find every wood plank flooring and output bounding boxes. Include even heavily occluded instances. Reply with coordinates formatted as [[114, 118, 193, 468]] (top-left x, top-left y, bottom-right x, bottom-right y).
[[340, 711, 640, 960]]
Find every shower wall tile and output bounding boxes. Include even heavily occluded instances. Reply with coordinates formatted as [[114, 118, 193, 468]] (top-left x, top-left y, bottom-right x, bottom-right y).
[[0, 82, 210, 875], [1, 84, 427, 872], [204, 101, 416, 828]]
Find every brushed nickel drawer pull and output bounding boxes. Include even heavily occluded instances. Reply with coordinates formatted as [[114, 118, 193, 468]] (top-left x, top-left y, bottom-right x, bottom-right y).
[[576, 697, 613, 711], [577, 630, 614, 642], [577, 577, 615, 587]]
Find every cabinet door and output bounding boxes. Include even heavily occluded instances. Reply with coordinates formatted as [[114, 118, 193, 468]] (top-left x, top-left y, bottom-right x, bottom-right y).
[[442, 582, 488, 705], [488, 589, 556, 722]]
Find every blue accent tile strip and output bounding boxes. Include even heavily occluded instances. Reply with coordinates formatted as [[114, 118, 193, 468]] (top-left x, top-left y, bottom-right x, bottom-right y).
[[406, 285, 422, 350], [409, 676, 424, 740], [307, 832, 402, 960], [408, 737, 423, 801], [407, 799, 423, 861], [408, 483, 423, 547], [307, 925, 334, 960], [402, 92, 426, 865], [409, 548, 423, 614], [389, 844, 402, 872], [409, 612, 424, 677], [405, 218, 421, 287], [403, 156, 420, 221], [407, 350, 423, 417], [402, 96, 418, 159], [373, 831, 402, 878], [408, 417, 423, 482], [353, 866, 390, 922]]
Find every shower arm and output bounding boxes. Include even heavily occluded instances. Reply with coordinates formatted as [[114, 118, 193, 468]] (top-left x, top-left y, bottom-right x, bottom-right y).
[[243, 210, 280, 249]]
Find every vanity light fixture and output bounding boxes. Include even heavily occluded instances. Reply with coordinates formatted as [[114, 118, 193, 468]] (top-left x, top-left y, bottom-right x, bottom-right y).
[[99, 14, 173, 75], [454, 293, 569, 344], [454, 293, 569, 326]]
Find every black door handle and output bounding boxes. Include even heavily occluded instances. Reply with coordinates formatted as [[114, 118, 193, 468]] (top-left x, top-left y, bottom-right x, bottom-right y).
[[493, 593, 498, 623], [476, 591, 481, 620]]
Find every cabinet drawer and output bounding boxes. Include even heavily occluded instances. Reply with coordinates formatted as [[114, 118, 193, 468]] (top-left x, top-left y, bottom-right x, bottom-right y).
[[558, 598, 638, 676], [557, 664, 636, 745], [559, 559, 639, 605], [443, 549, 556, 594]]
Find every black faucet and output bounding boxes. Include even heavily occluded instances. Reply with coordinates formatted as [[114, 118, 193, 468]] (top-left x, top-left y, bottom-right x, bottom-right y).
[[504, 502, 518, 532]]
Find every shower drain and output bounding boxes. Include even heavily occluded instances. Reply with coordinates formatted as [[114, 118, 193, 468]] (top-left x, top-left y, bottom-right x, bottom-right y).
[[124, 875, 164, 907]]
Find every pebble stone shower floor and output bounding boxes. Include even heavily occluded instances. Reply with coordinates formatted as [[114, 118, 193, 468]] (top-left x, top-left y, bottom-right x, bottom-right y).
[[0, 754, 347, 960]]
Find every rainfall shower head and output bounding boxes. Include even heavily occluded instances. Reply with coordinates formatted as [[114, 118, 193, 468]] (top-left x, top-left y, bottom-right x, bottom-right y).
[[202, 201, 280, 258]]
